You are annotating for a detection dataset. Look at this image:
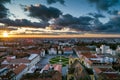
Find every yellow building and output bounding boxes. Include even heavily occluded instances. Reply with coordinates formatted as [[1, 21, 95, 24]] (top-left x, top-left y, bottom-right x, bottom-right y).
[[67, 56, 95, 80]]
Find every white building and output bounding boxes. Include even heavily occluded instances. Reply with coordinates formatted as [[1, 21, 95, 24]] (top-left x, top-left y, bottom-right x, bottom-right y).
[[48, 48, 57, 55], [116, 45, 120, 53], [27, 65, 36, 73], [58, 50, 62, 55], [100, 45, 110, 54], [28, 54, 40, 68], [96, 48, 101, 54], [106, 49, 116, 55], [40, 49, 45, 57], [59, 42, 71, 46], [96, 45, 116, 55]]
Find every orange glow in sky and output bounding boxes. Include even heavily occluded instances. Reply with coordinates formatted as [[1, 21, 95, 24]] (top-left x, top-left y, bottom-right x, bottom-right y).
[[0, 33, 120, 38], [2, 31, 9, 37]]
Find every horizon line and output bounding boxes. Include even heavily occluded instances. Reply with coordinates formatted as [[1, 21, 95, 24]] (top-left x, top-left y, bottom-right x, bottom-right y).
[[0, 34, 120, 38]]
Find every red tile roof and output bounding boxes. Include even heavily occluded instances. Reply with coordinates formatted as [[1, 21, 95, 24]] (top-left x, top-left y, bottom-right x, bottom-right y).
[[53, 64, 62, 73], [103, 73, 120, 79], [94, 68, 102, 74], [84, 57, 93, 64], [81, 53, 97, 58], [8, 58, 30, 64], [63, 47, 73, 51], [94, 68, 117, 74], [0, 64, 8, 69], [42, 64, 62, 73], [43, 64, 50, 70], [75, 46, 90, 51], [13, 64, 27, 75]]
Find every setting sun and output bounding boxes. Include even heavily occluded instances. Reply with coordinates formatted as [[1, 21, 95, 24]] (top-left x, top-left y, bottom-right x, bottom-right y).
[[3, 31, 9, 37]]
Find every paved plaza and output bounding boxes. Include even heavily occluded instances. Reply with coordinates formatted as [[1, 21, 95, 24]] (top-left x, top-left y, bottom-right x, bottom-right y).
[[37, 54, 77, 76]]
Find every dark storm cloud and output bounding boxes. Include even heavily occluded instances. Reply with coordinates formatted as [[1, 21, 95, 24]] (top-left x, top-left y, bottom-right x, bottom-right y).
[[87, 0, 119, 11], [69, 24, 91, 31], [46, 0, 65, 5], [88, 13, 105, 18], [94, 24, 120, 33], [94, 15, 120, 33], [24, 4, 62, 21], [108, 10, 119, 15], [53, 14, 79, 26], [0, 0, 11, 3], [0, 18, 48, 27], [53, 14, 93, 26], [109, 15, 120, 26], [0, 4, 8, 18], [0, 0, 11, 18], [51, 14, 93, 31], [78, 16, 94, 25]]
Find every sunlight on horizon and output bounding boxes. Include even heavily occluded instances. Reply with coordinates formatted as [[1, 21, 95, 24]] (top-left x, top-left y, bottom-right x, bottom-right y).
[[3, 31, 9, 37], [0, 33, 120, 38]]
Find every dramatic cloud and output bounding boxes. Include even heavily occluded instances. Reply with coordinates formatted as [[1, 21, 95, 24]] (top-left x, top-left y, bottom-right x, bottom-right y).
[[0, 0, 11, 18], [0, 18, 48, 27], [94, 24, 120, 33], [87, 0, 119, 11], [53, 14, 80, 26], [46, 0, 120, 11], [94, 15, 120, 33], [108, 10, 119, 15], [52, 14, 93, 31], [69, 24, 91, 31], [0, 0, 11, 3], [7, 27, 81, 35], [1, 0, 120, 34], [24, 4, 62, 21], [88, 13, 105, 18], [53, 14, 93, 25], [46, 0, 65, 5], [109, 15, 120, 27], [0, 4, 8, 18]]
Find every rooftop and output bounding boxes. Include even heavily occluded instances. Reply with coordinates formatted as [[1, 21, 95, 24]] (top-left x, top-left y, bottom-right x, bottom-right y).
[[81, 53, 97, 58], [94, 67, 118, 74], [28, 54, 38, 60], [8, 58, 30, 64], [13, 64, 27, 75], [41, 64, 62, 73]]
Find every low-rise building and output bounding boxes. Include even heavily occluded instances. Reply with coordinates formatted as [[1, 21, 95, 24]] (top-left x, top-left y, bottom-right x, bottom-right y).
[[2, 54, 40, 69], [28, 54, 40, 68], [22, 64, 62, 80], [48, 48, 57, 55], [93, 68, 120, 80], [96, 45, 116, 55], [63, 47, 73, 55], [13, 64, 28, 80]]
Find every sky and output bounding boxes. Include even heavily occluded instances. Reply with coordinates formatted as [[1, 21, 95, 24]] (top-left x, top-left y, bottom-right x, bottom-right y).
[[0, 0, 120, 38], [8, 0, 96, 19]]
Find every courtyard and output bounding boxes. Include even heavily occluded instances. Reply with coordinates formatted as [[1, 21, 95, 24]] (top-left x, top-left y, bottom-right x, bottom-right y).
[[36, 54, 77, 76]]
